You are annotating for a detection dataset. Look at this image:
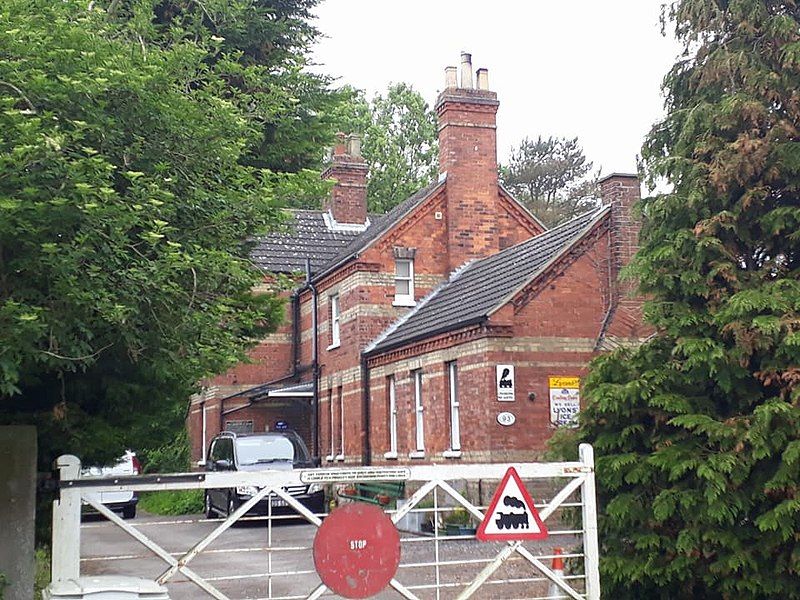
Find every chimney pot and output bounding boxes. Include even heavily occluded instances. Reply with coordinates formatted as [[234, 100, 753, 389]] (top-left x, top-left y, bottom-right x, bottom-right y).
[[333, 132, 346, 156], [346, 134, 362, 158], [476, 68, 489, 90], [445, 66, 458, 88], [460, 52, 473, 89]]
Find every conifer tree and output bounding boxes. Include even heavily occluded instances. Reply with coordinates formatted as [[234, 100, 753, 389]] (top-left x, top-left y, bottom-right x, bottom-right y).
[[554, 1, 800, 597]]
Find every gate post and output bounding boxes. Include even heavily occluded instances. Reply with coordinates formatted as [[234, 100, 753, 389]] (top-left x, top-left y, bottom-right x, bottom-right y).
[[579, 444, 601, 599], [0, 426, 37, 600], [51, 455, 81, 582]]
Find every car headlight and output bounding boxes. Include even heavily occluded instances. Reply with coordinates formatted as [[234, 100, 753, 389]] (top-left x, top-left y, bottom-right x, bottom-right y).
[[236, 486, 259, 497], [307, 483, 323, 494]]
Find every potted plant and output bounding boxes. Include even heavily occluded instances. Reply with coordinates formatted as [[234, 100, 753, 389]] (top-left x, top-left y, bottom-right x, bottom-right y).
[[443, 507, 476, 536]]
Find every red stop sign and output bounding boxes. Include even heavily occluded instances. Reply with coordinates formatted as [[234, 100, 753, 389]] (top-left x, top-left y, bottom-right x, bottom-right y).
[[313, 503, 401, 598]]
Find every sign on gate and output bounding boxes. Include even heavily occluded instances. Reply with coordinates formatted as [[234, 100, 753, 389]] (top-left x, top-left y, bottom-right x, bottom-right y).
[[313, 504, 401, 598], [476, 467, 548, 541], [50, 446, 601, 600]]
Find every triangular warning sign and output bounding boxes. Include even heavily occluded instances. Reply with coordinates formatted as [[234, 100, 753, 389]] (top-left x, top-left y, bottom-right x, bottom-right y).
[[476, 467, 548, 541]]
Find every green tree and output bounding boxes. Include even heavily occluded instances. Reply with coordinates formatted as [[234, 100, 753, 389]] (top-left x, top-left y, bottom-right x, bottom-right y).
[[364, 83, 438, 212], [111, 0, 345, 173], [0, 0, 297, 468], [501, 135, 598, 227], [331, 83, 438, 213], [552, 1, 800, 597]]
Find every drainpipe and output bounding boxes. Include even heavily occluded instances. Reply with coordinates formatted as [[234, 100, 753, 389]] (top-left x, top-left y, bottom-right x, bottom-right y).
[[305, 258, 320, 458], [361, 353, 371, 465], [291, 289, 301, 375]]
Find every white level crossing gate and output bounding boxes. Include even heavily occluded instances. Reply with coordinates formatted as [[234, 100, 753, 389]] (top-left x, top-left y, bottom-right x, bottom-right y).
[[51, 444, 600, 599]]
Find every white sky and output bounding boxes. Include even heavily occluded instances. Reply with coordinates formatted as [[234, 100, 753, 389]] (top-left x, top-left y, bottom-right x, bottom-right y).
[[310, 0, 681, 176]]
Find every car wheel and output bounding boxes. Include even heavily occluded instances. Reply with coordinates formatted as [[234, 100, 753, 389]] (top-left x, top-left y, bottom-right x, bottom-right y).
[[204, 493, 215, 519], [122, 504, 136, 520]]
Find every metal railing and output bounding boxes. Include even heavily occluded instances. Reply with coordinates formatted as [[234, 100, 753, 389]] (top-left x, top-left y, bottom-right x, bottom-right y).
[[51, 444, 600, 599]]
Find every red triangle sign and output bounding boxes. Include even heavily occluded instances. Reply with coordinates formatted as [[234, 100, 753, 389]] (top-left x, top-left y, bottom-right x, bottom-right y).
[[476, 467, 548, 541]]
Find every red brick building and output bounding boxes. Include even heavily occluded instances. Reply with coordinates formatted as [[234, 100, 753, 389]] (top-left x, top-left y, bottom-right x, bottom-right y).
[[187, 54, 648, 465]]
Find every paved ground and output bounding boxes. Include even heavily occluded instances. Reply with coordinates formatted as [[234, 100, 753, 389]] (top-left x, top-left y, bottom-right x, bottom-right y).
[[80, 511, 583, 599]]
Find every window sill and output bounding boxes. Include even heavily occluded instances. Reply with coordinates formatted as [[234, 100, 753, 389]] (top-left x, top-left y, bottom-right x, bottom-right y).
[[408, 450, 426, 459], [442, 450, 462, 459], [392, 299, 416, 308], [383, 452, 398, 460], [334, 454, 345, 462], [326, 343, 340, 351]]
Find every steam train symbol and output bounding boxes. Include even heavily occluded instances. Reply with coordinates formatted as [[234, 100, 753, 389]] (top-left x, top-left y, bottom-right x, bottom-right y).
[[495, 495, 529, 529], [498, 368, 513, 389]]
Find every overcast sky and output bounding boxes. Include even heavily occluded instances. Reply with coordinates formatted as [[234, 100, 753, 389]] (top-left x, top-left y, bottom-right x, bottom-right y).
[[310, 0, 682, 177]]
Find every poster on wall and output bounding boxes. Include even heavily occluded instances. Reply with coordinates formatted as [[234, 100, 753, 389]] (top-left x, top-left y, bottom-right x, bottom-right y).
[[548, 376, 580, 427], [496, 365, 515, 402]]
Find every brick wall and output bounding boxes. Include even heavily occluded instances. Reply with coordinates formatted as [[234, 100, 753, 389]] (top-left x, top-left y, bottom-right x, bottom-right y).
[[312, 179, 543, 462], [207, 296, 294, 388], [365, 221, 616, 463]]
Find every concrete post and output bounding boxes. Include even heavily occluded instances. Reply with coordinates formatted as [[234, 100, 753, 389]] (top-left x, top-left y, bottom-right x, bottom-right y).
[[0, 426, 37, 600], [51, 454, 81, 583]]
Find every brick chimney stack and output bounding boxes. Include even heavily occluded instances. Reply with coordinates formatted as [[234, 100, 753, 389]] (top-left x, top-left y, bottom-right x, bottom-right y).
[[599, 173, 641, 290], [436, 52, 500, 271], [322, 133, 369, 225]]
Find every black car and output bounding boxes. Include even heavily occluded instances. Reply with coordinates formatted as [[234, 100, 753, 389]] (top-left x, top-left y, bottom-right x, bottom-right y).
[[203, 430, 324, 518]]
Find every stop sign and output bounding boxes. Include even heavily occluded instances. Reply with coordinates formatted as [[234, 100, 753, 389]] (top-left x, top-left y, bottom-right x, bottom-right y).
[[313, 503, 401, 598]]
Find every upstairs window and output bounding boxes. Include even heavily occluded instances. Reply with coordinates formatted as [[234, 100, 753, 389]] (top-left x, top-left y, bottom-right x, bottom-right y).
[[394, 258, 415, 306], [329, 294, 340, 348]]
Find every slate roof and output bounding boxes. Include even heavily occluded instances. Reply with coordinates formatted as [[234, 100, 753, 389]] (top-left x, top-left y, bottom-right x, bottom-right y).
[[367, 206, 610, 354], [250, 210, 365, 275], [250, 178, 446, 277]]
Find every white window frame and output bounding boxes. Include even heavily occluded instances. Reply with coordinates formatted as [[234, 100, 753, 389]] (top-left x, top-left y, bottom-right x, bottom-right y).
[[393, 258, 415, 307], [410, 370, 425, 457], [326, 388, 334, 462], [329, 294, 340, 349], [336, 385, 345, 461], [385, 376, 398, 459], [447, 361, 461, 453]]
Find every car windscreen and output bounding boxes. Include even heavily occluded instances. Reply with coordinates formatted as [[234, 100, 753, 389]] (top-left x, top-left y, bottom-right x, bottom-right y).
[[235, 436, 304, 465]]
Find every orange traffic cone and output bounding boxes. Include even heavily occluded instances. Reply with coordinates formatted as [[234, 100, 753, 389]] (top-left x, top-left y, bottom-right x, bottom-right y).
[[547, 547, 566, 599]]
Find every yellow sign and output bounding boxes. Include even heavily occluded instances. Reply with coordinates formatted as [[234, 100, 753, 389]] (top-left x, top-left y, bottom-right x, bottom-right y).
[[548, 376, 580, 389]]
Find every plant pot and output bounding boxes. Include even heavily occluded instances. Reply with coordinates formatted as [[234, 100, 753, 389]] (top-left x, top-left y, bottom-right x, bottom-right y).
[[445, 524, 476, 536], [376, 494, 391, 506]]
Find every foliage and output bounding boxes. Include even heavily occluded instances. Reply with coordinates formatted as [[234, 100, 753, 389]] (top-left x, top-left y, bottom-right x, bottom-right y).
[[443, 506, 472, 525], [139, 489, 205, 515], [140, 429, 192, 474], [554, 1, 800, 597], [334, 83, 438, 213], [34, 548, 50, 597], [0, 0, 326, 470], [117, 0, 344, 173], [501, 135, 598, 226]]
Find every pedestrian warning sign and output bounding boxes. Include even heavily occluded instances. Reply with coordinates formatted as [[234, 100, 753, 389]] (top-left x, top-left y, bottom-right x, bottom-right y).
[[476, 467, 548, 541]]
